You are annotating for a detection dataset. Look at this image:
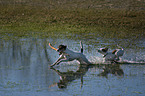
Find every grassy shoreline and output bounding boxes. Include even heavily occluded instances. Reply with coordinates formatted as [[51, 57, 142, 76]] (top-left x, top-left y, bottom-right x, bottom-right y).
[[0, 0, 145, 39]]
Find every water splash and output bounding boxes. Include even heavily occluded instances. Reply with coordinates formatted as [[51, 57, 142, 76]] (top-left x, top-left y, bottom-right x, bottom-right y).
[[89, 56, 145, 64]]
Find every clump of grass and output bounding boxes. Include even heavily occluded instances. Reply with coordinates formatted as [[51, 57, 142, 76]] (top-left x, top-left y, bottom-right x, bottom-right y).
[[0, 0, 145, 39]]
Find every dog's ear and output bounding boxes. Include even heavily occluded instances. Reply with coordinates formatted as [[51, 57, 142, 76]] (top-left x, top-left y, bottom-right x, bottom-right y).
[[58, 45, 67, 50], [112, 50, 117, 54], [64, 45, 67, 50], [102, 48, 108, 52], [105, 48, 108, 51]]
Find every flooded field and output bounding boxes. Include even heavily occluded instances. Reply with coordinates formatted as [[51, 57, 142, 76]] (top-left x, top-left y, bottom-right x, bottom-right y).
[[0, 0, 145, 95], [0, 35, 145, 96]]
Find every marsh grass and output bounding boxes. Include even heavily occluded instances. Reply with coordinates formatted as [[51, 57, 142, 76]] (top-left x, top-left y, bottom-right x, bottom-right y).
[[0, 0, 145, 39]]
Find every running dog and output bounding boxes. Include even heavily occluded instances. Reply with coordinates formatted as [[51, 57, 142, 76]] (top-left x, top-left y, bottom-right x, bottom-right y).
[[49, 41, 91, 67], [97, 45, 124, 63]]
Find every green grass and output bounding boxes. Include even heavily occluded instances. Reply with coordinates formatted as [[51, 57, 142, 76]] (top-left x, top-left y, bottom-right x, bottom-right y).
[[0, 0, 145, 39]]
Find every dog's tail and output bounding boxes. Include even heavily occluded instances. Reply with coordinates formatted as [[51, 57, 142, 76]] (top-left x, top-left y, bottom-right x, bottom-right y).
[[117, 45, 124, 50], [80, 41, 83, 53]]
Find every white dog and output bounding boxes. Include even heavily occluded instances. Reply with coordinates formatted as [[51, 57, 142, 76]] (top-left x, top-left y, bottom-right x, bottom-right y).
[[97, 46, 124, 63], [49, 41, 91, 67]]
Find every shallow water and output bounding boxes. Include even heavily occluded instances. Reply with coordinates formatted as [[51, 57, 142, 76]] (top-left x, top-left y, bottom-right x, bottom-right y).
[[0, 36, 145, 96]]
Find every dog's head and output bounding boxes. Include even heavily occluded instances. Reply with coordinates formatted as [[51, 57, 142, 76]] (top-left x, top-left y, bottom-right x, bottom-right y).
[[57, 45, 67, 55], [98, 48, 108, 55]]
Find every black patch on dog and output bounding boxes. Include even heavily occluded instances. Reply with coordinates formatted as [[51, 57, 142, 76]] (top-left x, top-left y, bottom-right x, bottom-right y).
[[102, 48, 108, 52], [81, 48, 83, 53], [57, 45, 67, 52]]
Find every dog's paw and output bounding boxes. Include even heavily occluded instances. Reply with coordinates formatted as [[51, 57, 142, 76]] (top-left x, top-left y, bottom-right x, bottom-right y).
[[50, 66, 54, 69], [49, 64, 54, 68]]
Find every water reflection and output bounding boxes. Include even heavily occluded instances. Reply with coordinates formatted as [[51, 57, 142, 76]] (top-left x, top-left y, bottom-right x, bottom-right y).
[[98, 64, 124, 77], [50, 64, 90, 89], [50, 63, 124, 89]]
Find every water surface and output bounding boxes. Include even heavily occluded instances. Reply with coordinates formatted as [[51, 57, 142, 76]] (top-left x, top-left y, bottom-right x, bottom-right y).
[[0, 36, 145, 96]]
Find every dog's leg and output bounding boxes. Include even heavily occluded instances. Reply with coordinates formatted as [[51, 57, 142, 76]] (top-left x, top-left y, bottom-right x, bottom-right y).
[[50, 59, 61, 67], [50, 55, 64, 67], [56, 58, 69, 65], [103, 53, 108, 58], [83, 58, 92, 64], [111, 60, 119, 64]]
